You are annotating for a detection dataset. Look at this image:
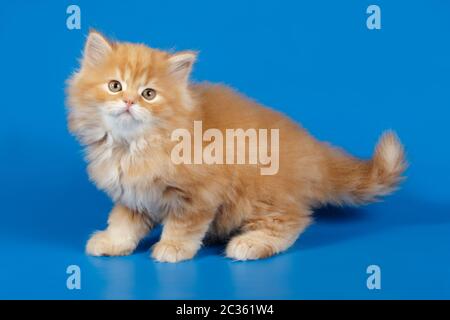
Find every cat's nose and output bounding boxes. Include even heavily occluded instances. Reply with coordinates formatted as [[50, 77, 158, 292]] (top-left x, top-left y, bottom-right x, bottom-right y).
[[123, 99, 135, 108]]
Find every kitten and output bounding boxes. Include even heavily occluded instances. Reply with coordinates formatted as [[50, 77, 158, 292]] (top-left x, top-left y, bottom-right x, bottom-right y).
[[66, 31, 406, 262]]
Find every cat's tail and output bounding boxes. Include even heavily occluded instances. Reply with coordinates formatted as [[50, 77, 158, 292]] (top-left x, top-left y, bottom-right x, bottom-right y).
[[321, 131, 407, 206]]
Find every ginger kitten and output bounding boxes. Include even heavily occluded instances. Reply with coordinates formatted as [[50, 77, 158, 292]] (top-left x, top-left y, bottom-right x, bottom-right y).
[[66, 31, 406, 262]]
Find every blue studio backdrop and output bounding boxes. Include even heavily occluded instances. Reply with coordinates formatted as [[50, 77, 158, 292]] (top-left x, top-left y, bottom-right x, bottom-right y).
[[0, 1, 449, 299]]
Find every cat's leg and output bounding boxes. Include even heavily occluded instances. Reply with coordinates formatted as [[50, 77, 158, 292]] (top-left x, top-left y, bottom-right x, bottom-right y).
[[86, 204, 152, 256], [152, 211, 214, 263], [226, 207, 311, 261]]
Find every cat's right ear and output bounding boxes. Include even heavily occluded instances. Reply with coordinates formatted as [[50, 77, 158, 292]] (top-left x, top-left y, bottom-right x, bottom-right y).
[[82, 30, 112, 68]]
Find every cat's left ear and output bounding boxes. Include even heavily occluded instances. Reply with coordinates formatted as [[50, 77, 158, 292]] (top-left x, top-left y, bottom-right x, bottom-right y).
[[168, 51, 197, 82], [82, 30, 113, 68]]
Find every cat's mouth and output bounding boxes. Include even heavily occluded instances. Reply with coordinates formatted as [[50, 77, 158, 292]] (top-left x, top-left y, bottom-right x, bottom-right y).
[[114, 108, 138, 121], [104, 109, 139, 128], [102, 104, 151, 129], [118, 109, 133, 117]]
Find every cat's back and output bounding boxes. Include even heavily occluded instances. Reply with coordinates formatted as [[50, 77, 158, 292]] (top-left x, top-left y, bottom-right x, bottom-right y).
[[190, 82, 326, 182], [191, 82, 296, 131]]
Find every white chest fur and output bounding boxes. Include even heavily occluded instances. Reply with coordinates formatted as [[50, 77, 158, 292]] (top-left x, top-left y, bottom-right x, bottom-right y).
[[85, 135, 172, 218]]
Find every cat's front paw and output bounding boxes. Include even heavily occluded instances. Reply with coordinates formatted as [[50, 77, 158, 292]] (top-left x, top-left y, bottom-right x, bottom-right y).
[[226, 236, 274, 261], [86, 230, 137, 256], [151, 240, 197, 263]]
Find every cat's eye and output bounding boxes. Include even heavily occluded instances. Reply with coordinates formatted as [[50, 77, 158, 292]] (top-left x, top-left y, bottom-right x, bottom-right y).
[[108, 80, 122, 93], [142, 88, 157, 101]]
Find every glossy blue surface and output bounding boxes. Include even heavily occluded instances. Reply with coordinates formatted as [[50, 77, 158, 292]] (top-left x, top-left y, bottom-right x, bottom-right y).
[[1, 1, 449, 299]]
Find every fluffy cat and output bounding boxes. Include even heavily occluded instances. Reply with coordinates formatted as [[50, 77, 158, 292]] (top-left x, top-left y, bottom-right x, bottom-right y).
[[66, 31, 406, 262]]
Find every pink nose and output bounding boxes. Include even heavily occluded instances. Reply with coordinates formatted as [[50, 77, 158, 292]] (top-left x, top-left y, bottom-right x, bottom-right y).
[[123, 100, 135, 108]]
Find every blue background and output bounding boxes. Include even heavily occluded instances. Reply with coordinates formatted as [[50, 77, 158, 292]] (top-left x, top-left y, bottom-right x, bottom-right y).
[[0, 0, 449, 299]]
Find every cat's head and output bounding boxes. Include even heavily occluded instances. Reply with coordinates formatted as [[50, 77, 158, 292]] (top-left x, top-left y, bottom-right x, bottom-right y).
[[67, 30, 196, 144]]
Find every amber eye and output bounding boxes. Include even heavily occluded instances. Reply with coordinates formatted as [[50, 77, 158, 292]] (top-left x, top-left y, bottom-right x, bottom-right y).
[[108, 80, 122, 93], [142, 88, 157, 101]]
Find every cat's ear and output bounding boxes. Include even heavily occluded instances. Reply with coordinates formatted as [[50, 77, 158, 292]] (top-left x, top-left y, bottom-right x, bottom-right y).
[[82, 30, 112, 68], [168, 51, 197, 82]]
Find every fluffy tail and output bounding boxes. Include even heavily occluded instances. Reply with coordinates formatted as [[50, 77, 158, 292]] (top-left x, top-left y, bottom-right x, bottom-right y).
[[323, 131, 407, 205]]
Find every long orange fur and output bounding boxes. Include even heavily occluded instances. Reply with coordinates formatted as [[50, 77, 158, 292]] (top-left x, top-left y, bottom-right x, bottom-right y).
[[66, 31, 406, 262]]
